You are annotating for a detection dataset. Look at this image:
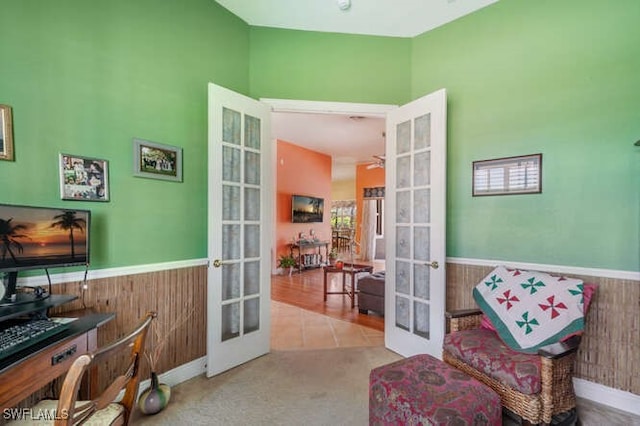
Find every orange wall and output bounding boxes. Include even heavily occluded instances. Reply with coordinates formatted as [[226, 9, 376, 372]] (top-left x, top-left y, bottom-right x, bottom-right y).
[[355, 164, 385, 250], [276, 140, 332, 260]]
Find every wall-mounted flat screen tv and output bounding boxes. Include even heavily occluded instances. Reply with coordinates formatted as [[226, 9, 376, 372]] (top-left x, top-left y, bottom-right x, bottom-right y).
[[292, 195, 324, 223], [0, 203, 91, 272]]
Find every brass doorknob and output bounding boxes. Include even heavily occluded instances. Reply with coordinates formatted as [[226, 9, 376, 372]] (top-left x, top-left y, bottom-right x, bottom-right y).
[[427, 261, 439, 269], [212, 259, 222, 268]]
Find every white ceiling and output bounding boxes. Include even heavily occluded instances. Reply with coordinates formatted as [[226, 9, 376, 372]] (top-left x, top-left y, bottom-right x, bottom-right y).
[[218, 0, 499, 180], [214, 0, 498, 38], [272, 112, 386, 180]]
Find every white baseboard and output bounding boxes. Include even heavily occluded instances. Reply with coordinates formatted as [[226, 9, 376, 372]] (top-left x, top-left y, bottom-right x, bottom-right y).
[[137, 356, 207, 398], [574, 378, 640, 416]]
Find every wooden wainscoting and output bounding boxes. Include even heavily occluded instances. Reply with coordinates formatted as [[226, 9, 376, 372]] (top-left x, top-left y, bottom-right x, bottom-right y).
[[50, 265, 208, 393], [446, 262, 640, 396], [13, 261, 637, 408]]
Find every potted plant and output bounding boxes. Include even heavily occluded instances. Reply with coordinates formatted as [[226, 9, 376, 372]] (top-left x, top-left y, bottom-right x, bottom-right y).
[[278, 254, 297, 276], [328, 248, 338, 266]]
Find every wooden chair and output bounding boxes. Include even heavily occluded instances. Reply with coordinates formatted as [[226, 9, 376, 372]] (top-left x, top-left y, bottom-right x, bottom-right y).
[[11, 312, 156, 425]]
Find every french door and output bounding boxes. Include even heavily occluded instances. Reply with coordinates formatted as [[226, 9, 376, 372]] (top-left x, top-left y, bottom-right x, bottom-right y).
[[384, 89, 447, 358], [206, 83, 272, 376]]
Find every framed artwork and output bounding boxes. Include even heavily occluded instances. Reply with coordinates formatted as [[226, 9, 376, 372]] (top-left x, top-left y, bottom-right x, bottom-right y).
[[133, 138, 182, 182], [472, 153, 542, 196], [59, 154, 110, 201], [0, 104, 14, 161]]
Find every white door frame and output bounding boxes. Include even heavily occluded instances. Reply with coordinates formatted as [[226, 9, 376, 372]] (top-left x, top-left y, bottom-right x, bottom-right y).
[[260, 98, 397, 273]]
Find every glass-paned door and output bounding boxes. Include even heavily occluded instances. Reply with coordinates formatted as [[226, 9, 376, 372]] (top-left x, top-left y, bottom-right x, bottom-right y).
[[385, 89, 447, 358], [207, 83, 271, 376]]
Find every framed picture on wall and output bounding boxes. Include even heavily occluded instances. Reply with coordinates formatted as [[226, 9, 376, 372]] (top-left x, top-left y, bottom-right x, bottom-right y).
[[59, 153, 110, 201], [0, 104, 14, 161], [133, 138, 183, 182]]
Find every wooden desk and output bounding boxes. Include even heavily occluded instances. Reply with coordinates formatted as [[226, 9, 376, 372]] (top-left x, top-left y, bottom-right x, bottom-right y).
[[0, 307, 113, 410], [323, 263, 374, 308]]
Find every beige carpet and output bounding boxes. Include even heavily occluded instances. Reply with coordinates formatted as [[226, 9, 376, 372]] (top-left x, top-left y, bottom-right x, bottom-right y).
[[132, 346, 402, 425], [131, 346, 640, 426]]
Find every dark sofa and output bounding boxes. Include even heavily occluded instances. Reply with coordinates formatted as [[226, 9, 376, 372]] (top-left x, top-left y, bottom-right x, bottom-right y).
[[358, 271, 385, 316]]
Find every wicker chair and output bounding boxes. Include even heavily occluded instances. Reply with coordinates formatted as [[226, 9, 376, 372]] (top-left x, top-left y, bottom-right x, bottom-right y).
[[443, 309, 581, 425]]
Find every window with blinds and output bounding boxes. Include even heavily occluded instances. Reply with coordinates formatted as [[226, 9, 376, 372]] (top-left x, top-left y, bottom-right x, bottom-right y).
[[472, 154, 542, 196]]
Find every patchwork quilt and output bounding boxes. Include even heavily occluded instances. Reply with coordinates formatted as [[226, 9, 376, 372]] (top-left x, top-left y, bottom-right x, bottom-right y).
[[473, 265, 585, 353]]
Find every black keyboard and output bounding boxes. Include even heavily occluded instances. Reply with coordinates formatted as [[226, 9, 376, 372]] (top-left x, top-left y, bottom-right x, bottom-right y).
[[0, 319, 69, 359]]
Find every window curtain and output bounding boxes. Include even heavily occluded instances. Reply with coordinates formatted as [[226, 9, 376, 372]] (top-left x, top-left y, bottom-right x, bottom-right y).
[[359, 199, 377, 261], [363, 187, 385, 199]]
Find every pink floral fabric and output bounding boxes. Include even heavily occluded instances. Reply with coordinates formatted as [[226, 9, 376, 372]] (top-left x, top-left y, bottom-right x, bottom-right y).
[[370, 354, 501, 425], [443, 328, 541, 395]]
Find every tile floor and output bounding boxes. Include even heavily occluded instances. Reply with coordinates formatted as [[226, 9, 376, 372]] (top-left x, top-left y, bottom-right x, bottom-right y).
[[270, 300, 384, 350]]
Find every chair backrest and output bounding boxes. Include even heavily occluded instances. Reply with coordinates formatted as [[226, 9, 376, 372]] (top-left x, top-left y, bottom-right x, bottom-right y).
[[54, 312, 156, 426]]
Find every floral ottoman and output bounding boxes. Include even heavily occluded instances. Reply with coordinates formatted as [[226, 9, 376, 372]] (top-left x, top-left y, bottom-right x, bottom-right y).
[[369, 354, 501, 425]]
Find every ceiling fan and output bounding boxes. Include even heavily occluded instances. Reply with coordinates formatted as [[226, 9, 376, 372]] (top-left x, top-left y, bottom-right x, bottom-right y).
[[366, 154, 386, 170]]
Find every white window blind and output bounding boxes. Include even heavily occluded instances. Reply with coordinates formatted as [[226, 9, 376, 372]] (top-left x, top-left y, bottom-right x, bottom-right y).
[[473, 154, 541, 196]]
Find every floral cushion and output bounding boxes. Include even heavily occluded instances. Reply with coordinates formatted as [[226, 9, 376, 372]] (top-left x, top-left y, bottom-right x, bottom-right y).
[[443, 328, 542, 395], [370, 354, 502, 425], [473, 266, 585, 353]]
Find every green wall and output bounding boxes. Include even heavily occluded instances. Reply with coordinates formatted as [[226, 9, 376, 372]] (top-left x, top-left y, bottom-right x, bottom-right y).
[[412, 0, 640, 271], [249, 27, 412, 105], [0, 0, 249, 269], [1, 0, 637, 273]]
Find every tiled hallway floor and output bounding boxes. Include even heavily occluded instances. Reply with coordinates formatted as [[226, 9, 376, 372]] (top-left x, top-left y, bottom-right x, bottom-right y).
[[270, 300, 384, 350]]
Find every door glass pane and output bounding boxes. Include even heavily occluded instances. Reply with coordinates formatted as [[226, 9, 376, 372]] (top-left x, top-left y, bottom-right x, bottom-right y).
[[396, 226, 411, 259], [222, 263, 240, 301], [244, 298, 260, 334], [245, 151, 260, 185], [223, 146, 241, 183], [222, 225, 240, 260], [244, 114, 261, 149], [414, 301, 430, 339], [244, 224, 260, 258], [396, 296, 410, 331], [245, 188, 260, 221], [414, 264, 430, 300], [221, 302, 240, 341], [244, 261, 260, 296], [414, 189, 430, 223], [396, 190, 410, 223], [396, 120, 411, 154], [414, 151, 431, 186], [414, 226, 430, 262], [414, 114, 431, 150], [396, 156, 411, 189], [223, 185, 240, 221], [223, 107, 241, 145], [395, 260, 410, 295]]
